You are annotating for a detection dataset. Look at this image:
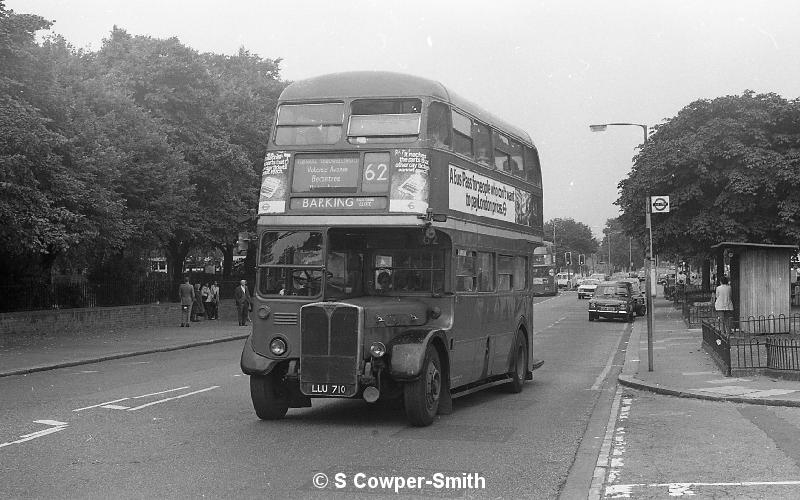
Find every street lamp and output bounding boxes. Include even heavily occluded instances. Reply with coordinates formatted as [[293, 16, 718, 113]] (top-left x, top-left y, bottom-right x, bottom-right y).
[[590, 122, 654, 371]]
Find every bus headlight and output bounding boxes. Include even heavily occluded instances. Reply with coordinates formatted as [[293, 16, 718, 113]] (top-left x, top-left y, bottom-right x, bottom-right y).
[[369, 341, 387, 358], [258, 306, 271, 319], [269, 337, 287, 356]]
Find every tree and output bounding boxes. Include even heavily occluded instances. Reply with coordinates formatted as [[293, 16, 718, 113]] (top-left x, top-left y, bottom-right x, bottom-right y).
[[599, 218, 645, 273], [544, 218, 599, 269], [617, 91, 800, 261]]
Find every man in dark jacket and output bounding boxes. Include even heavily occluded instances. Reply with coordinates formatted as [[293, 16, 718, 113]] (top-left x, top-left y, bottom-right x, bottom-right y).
[[234, 279, 252, 326]]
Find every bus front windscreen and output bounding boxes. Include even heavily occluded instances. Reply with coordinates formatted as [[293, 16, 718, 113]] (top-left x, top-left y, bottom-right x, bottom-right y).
[[258, 231, 324, 296], [348, 99, 421, 143]]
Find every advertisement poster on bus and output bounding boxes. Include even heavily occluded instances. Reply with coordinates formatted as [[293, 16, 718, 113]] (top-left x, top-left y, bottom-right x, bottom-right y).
[[389, 149, 430, 214], [259, 151, 291, 214], [448, 164, 534, 227]]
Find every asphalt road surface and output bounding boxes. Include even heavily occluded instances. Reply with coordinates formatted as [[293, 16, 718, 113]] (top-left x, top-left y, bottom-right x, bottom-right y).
[[0, 292, 634, 499]]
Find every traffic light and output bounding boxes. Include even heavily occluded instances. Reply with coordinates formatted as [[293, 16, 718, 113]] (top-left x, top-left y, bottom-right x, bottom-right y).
[[579, 254, 585, 266], [565, 251, 572, 265]]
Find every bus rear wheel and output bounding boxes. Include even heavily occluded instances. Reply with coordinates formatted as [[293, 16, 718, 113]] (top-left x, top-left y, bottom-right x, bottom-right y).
[[504, 331, 528, 393], [250, 372, 289, 420], [403, 345, 441, 427]]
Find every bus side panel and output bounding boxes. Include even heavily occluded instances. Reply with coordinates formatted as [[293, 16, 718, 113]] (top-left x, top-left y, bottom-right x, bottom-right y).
[[489, 293, 519, 375]]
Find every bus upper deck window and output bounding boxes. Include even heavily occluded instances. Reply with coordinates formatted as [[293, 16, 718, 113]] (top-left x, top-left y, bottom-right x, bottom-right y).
[[426, 101, 452, 148], [274, 103, 343, 146], [348, 99, 421, 144]]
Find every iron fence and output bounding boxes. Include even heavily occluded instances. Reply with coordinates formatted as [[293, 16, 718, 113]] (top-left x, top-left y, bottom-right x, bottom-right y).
[[702, 315, 800, 376]]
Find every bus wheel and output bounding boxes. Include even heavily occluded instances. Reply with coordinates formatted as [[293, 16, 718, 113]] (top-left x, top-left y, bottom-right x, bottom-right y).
[[404, 345, 441, 426], [250, 373, 289, 420], [504, 331, 528, 393]]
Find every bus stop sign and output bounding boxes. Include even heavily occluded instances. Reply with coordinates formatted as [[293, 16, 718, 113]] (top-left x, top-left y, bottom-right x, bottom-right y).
[[650, 196, 670, 213]]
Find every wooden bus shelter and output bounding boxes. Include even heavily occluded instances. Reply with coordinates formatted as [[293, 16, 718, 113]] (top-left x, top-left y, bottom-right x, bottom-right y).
[[710, 242, 799, 332]]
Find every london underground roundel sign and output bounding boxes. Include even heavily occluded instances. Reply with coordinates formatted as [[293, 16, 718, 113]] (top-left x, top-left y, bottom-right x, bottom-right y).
[[650, 196, 670, 213]]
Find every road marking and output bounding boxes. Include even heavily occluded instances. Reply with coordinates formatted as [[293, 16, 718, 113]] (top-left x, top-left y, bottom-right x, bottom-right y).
[[0, 420, 68, 449], [606, 480, 800, 497], [134, 386, 190, 398], [589, 387, 623, 499], [73, 398, 130, 412], [126, 386, 219, 411], [100, 404, 130, 410], [591, 342, 620, 390]]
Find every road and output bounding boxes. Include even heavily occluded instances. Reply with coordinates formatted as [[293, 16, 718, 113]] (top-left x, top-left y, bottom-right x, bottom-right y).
[[1, 291, 633, 498]]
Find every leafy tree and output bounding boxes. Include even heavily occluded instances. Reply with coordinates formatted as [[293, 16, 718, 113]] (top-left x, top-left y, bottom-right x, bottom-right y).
[[599, 218, 645, 273], [544, 218, 599, 269], [617, 91, 800, 261]]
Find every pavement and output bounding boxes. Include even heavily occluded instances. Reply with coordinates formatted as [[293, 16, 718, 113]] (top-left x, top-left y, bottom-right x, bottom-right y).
[[2, 297, 799, 408], [619, 295, 800, 407]]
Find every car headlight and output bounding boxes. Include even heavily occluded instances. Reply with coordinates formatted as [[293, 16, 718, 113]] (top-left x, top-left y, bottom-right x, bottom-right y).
[[269, 337, 287, 356]]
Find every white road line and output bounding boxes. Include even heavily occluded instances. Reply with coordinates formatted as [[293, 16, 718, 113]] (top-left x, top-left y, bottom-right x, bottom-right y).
[[1, 421, 68, 449], [73, 398, 130, 412], [126, 386, 219, 411], [591, 343, 619, 390], [588, 387, 623, 499], [33, 419, 68, 426], [607, 480, 800, 497], [100, 404, 130, 410], [134, 386, 190, 398]]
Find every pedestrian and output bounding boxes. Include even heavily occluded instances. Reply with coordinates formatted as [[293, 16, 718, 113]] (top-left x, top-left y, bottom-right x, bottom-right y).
[[191, 282, 205, 321], [234, 279, 252, 326], [713, 275, 734, 333], [201, 282, 213, 319], [178, 276, 194, 327], [209, 281, 220, 319]]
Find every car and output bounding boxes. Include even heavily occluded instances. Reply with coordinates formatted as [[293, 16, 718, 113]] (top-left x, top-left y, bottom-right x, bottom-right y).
[[555, 272, 577, 289], [619, 277, 647, 316], [587, 273, 608, 282], [588, 281, 637, 322], [577, 279, 601, 299]]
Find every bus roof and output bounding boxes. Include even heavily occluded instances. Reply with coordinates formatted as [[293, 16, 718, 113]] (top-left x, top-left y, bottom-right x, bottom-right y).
[[279, 71, 533, 146]]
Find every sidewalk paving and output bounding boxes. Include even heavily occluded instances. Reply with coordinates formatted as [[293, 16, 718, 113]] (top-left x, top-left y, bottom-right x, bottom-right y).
[[619, 295, 800, 407], [0, 318, 249, 378]]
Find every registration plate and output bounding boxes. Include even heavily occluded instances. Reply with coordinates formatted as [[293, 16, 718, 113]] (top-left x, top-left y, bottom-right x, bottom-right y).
[[301, 383, 356, 397]]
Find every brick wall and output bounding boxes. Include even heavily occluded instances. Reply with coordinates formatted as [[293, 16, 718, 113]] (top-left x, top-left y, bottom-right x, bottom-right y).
[[0, 299, 238, 336]]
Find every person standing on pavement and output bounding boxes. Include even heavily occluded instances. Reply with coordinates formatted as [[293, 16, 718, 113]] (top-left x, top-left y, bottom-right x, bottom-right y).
[[191, 282, 205, 321], [234, 279, 252, 326], [209, 281, 220, 319], [201, 282, 212, 319], [713, 275, 734, 333], [178, 276, 195, 327]]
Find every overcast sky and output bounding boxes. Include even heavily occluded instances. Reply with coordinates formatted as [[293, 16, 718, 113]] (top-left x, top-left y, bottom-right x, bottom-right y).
[[8, 0, 800, 238]]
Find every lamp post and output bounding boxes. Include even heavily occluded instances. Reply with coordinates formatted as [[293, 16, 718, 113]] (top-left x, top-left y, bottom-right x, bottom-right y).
[[590, 122, 654, 371]]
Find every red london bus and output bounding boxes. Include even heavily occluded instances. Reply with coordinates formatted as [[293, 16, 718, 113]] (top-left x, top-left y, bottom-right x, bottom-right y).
[[240, 71, 544, 426]]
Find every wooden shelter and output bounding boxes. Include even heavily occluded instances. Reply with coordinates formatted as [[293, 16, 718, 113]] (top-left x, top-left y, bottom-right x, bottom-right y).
[[711, 242, 798, 332]]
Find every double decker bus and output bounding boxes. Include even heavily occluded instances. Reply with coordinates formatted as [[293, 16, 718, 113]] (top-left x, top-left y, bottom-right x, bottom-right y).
[[532, 246, 558, 296], [240, 71, 544, 426]]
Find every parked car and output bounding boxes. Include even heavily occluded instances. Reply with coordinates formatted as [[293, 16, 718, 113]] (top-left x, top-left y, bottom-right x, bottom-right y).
[[620, 278, 647, 316], [555, 272, 577, 289], [587, 273, 608, 282], [588, 281, 637, 322], [577, 279, 601, 299]]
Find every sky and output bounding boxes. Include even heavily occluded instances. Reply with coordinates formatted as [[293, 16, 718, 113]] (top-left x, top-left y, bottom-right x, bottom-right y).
[[7, 0, 800, 238]]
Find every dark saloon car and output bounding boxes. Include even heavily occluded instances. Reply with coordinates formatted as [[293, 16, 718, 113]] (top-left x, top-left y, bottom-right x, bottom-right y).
[[620, 278, 647, 316], [588, 281, 636, 322]]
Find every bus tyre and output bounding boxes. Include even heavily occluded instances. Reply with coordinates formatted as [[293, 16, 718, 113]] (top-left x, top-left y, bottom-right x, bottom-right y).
[[504, 331, 528, 393], [250, 373, 289, 420], [403, 345, 441, 427]]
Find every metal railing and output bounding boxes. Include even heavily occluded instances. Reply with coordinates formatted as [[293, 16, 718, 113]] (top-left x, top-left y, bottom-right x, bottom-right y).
[[702, 315, 800, 376]]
